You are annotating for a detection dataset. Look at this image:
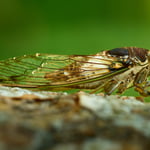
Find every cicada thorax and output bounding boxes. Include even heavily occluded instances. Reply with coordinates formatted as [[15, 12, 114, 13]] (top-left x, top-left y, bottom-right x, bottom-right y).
[[102, 47, 150, 94]]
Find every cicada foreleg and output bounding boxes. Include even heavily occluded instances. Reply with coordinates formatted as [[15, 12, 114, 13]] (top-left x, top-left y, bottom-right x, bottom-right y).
[[134, 67, 150, 96]]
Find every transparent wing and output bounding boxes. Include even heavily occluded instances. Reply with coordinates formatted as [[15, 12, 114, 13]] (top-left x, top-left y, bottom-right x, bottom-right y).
[[0, 54, 73, 86], [0, 53, 128, 90]]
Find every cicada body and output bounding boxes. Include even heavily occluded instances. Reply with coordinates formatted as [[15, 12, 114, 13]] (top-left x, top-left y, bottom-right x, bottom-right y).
[[0, 47, 150, 96]]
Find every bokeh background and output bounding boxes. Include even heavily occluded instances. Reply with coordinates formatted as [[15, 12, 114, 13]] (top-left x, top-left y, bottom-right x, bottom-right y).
[[1, 0, 150, 59], [1, 0, 150, 99]]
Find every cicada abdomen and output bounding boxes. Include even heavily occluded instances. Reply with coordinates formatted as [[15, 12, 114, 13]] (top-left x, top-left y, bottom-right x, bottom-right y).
[[0, 47, 150, 96]]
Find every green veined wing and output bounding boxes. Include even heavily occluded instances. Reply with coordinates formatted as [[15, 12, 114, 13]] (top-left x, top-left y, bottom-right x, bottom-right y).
[[0, 53, 128, 91]]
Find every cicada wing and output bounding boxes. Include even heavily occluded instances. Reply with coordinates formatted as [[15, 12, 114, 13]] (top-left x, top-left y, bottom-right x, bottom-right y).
[[0, 53, 129, 91], [0, 54, 74, 87]]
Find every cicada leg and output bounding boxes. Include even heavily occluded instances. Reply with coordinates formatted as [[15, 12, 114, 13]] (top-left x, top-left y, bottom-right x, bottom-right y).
[[117, 72, 136, 94], [134, 67, 150, 96], [117, 81, 130, 94], [90, 79, 122, 95], [90, 80, 107, 94], [103, 72, 135, 95], [103, 80, 122, 95]]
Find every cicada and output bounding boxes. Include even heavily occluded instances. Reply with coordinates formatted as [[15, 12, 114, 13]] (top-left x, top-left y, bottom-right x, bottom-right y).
[[0, 47, 150, 96]]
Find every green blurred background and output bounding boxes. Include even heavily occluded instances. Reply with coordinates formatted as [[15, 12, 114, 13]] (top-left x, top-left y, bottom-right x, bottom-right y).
[[1, 0, 150, 59], [1, 0, 150, 99]]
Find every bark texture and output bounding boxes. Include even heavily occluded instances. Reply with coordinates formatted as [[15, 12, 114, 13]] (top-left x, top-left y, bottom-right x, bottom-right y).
[[0, 86, 149, 150]]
